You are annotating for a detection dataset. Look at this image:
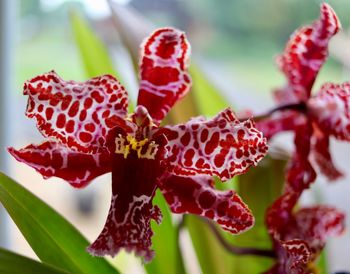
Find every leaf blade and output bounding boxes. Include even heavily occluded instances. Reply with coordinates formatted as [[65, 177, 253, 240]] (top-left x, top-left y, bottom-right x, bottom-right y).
[[70, 11, 118, 78], [145, 190, 186, 274], [230, 157, 285, 273], [0, 172, 119, 274], [0, 247, 69, 274]]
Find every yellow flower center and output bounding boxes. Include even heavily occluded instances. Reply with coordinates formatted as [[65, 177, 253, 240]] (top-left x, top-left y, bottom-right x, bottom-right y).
[[115, 134, 159, 159]]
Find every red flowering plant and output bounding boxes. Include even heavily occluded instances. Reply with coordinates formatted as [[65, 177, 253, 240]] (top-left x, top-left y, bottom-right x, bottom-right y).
[[8, 28, 268, 262], [265, 191, 345, 274], [253, 3, 348, 273], [257, 3, 350, 192]]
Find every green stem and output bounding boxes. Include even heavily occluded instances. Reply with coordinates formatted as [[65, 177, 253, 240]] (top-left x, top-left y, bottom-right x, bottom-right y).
[[242, 102, 307, 122], [204, 219, 276, 258]]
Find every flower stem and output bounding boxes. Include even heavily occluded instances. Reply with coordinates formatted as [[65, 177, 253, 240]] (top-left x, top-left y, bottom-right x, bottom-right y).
[[244, 102, 307, 122], [203, 219, 276, 258]]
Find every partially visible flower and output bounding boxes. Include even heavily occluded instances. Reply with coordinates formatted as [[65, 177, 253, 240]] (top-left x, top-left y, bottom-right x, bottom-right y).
[[257, 3, 350, 192], [257, 5, 347, 272], [265, 191, 345, 274], [9, 28, 268, 261]]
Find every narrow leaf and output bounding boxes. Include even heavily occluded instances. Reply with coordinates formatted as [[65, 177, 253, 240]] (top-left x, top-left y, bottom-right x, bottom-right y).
[[70, 11, 118, 78], [0, 172, 119, 274], [190, 64, 229, 117], [230, 157, 285, 273], [0, 247, 69, 274], [70, 11, 134, 113], [145, 190, 186, 274], [186, 216, 233, 274]]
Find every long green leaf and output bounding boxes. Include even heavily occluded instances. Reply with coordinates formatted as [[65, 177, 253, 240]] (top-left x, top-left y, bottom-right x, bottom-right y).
[[70, 11, 118, 78], [230, 157, 285, 273], [145, 190, 186, 274], [190, 64, 229, 117], [0, 172, 119, 274], [183, 64, 235, 274], [186, 215, 234, 274], [0, 248, 69, 274], [70, 11, 133, 113]]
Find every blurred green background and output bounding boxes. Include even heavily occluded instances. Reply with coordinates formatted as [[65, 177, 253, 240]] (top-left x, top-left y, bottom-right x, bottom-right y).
[[18, 0, 350, 98]]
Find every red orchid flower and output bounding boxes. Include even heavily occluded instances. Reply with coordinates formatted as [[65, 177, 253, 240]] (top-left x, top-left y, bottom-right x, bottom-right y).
[[265, 191, 345, 274], [9, 28, 268, 261], [257, 3, 350, 192]]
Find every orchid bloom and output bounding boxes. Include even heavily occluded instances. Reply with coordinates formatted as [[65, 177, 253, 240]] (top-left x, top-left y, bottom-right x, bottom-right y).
[[9, 28, 268, 261], [265, 191, 345, 274], [257, 3, 350, 192]]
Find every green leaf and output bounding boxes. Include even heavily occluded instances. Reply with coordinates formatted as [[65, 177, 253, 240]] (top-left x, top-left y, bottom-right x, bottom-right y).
[[0, 172, 119, 274], [186, 216, 234, 274], [70, 11, 133, 112], [190, 64, 230, 117], [145, 190, 186, 274], [0, 248, 69, 274], [70, 11, 118, 78], [230, 157, 286, 273], [317, 250, 328, 274]]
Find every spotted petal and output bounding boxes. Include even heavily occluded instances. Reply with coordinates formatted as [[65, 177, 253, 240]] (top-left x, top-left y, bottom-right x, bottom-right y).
[[137, 28, 191, 124], [311, 128, 343, 181], [308, 82, 350, 141], [279, 240, 312, 274], [157, 108, 268, 181], [158, 174, 254, 234], [266, 192, 300, 240], [276, 3, 340, 103], [256, 111, 306, 139], [24, 71, 129, 153], [88, 153, 164, 262], [266, 188, 345, 274], [267, 207, 345, 274], [287, 206, 345, 250], [285, 122, 316, 193], [8, 141, 112, 188]]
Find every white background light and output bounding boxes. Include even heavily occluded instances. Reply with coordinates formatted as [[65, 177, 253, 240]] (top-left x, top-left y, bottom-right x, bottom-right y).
[[40, 0, 131, 19]]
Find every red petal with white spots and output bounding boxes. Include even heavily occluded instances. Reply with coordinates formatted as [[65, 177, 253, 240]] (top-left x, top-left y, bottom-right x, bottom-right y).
[[137, 28, 191, 124], [276, 3, 340, 102], [267, 207, 345, 274], [311, 128, 343, 181], [274, 86, 306, 105], [286, 154, 316, 194], [88, 153, 164, 262], [264, 240, 312, 274], [266, 188, 345, 274], [265, 192, 311, 274], [308, 82, 350, 141], [157, 108, 268, 181], [266, 192, 300, 240], [8, 141, 112, 188], [24, 71, 129, 153], [285, 122, 316, 193], [256, 111, 306, 139], [280, 240, 312, 274], [288, 206, 345, 251], [158, 174, 254, 234]]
